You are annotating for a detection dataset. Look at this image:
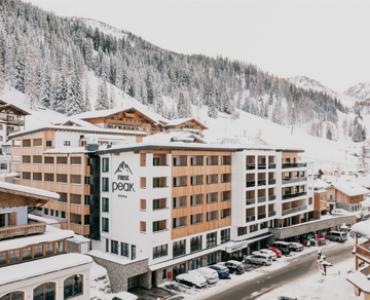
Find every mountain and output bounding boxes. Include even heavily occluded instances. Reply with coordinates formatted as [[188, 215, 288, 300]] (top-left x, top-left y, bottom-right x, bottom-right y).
[[289, 76, 357, 109], [344, 82, 370, 101], [0, 0, 365, 142]]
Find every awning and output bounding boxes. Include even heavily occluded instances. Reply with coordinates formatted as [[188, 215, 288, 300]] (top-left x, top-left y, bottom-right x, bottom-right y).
[[223, 234, 273, 253]]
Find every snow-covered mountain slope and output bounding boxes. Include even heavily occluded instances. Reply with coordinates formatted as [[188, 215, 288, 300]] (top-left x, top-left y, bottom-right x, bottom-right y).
[[344, 82, 370, 101], [289, 76, 358, 108], [81, 18, 128, 40]]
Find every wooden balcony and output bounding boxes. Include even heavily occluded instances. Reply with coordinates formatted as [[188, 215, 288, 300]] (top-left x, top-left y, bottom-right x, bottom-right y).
[[356, 240, 370, 264], [0, 223, 46, 240]]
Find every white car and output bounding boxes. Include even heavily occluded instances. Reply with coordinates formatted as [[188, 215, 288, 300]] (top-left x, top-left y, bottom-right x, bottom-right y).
[[176, 272, 207, 288], [243, 254, 272, 266], [252, 249, 277, 260], [193, 267, 219, 284]]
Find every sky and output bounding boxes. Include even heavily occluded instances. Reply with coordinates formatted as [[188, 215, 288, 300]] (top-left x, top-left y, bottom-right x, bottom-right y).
[[26, 0, 370, 92]]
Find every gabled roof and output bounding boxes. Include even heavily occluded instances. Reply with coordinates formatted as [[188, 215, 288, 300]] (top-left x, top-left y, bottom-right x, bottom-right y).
[[332, 180, 369, 197], [0, 103, 31, 115], [162, 117, 208, 129]]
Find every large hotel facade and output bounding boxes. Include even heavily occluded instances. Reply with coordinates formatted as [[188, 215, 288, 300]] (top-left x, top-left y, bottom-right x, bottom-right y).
[[6, 104, 355, 291]]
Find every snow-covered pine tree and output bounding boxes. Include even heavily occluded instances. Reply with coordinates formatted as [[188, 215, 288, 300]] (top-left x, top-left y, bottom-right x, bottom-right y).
[[208, 99, 218, 118], [53, 69, 68, 114], [39, 64, 52, 108], [177, 91, 191, 118], [95, 81, 109, 110]]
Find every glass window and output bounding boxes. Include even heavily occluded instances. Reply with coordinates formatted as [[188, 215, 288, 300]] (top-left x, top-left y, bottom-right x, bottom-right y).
[[102, 157, 109, 172], [206, 232, 217, 248], [173, 240, 186, 258], [102, 217, 109, 232], [153, 244, 168, 259], [121, 242, 129, 257], [102, 197, 109, 212], [0, 292, 24, 300], [131, 245, 136, 260], [221, 228, 231, 243], [64, 275, 83, 299], [102, 178, 109, 192], [190, 236, 202, 253], [33, 282, 56, 300], [111, 240, 118, 254]]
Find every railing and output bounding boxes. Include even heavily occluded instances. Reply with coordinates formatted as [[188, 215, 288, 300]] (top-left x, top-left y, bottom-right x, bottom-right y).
[[356, 241, 370, 261], [258, 180, 266, 186], [268, 164, 276, 169], [268, 179, 276, 185], [0, 223, 46, 240], [282, 204, 308, 216], [246, 198, 255, 205], [282, 192, 307, 200], [258, 213, 266, 220], [282, 163, 307, 169], [246, 164, 255, 170], [258, 164, 266, 169], [246, 181, 256, 187], [282, 177, 307, 184], [257, 196, 266, 203], [246, 216, 256, 223], [269, 195, 276, 201]]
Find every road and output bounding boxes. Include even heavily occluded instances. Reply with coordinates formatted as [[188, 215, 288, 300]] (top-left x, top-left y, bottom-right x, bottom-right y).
[[203, 243, 354, 300]]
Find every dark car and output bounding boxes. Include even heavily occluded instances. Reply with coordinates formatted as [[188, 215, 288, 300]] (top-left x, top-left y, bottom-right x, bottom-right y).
[[272, 241, 291, 255], [209, 264, 230, 279], [278, 297, 297, 300], [224, 260, 245, 274]]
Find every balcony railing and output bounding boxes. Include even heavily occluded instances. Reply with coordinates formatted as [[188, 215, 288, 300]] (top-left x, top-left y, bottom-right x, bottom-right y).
[[246, 216, 256, 223], [282, 191, 307, 200], [268, 179, 276, 185], [269, 195, 276, 201], [282, 177, 307, 184], [356, 241, 370, 262], [246, 164, 255, 170], [258, 180, 266, 186], [258, 164, 266, 169], [268, 164, 276, 169], [246, 198, 255, 205], [0, 223, 46, 240], [257, 196, 266, 203], [258, 213, 266, 220], [282, 204, 308, 216], [282, 163, 307, 169], [246, 181, 256, 188]]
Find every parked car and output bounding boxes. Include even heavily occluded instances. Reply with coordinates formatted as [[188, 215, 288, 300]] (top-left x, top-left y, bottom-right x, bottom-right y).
[[208, 264, 230, 279], [278, 297, 298, 300], [272, 241, 291, 255], [289, 242, 304, 252], [243, 254, 272, 266], [176, 272, 207, 288], [252, 249, 277, 260], [224, 260, 245, 274], [268, 246, 282, 257], [327, 230, 347, 242], [193, 267, 219, 284]]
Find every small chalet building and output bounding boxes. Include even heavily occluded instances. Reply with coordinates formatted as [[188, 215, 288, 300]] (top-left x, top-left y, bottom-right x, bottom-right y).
[[0, 181, 92, 300], [332, 181, 369, 212], [313, 179, 335, 217]]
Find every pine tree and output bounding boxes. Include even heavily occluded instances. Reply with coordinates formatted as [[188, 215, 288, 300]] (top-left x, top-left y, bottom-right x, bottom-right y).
[[177, 91, 191, 118], [95, 81, 109, 110], [53, 71, 68, 114], [39, 64, 52, 108], [208, 99, 218, 118]]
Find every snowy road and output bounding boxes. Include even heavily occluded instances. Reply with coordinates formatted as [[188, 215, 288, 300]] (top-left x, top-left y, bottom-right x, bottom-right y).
[[202, 243, 354, 300]]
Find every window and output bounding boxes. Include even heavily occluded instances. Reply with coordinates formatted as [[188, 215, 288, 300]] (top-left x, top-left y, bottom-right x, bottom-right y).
[[249, 224, 258, 232], [105, 239, 109, 252], [111, 240, 119, 254], [70, 194, 81, 204], [190, 194, 204, 206], [0, 163, 7, 170], [33, 282, 56, 300], [190, 175, 203, 186], [22, 155, 31, 163], [0, 292, 24, 300], [221, 191, 231, 201], [153, 177, 166, 188], [33, 138, 42, 146], [33, 155, 42, 163], [238, 226, 247, 236], [206, 232, 217, 248], [172, 155, 187, 166], [221, 173, 231, 183], [69, 175, 81, 184], [153, 244, 168, 259], [140, 221, 146, 232], [64, 275, 83, 299], [173, 239, 186, 258], [44, 208, 49, 215], [44, 173, 54, 182], [33, 172, 42, 181], [152, 220, 167, 232], [153, 198, 167, 210], [172, 216, 187, 228], [140, 199, 146, 210], [102, 157, 109, 172], [64, 141, 71, 146], [131, 245, 136, 260], [206, 211, 218, 221], [22, 139, 31, 147], [190, 213, 203, 225], [121, 242, 129, 257], [46, 140, 53, 147], [44, 156, 54, 164], [222, 155, 231, 165], [207, 192, 218, 204], [190, 156, 203, 166], [102, 197, 109, 212], [61, 211, 66, 218], [56, 174, 67, 183], [102, 217, 109, 232], [173, 176, 187, 187], [206, 174, 218, 184], [71, 157, 82, 164], [173, 196, 187, 208], [59, 193, 67, 202], [22, 172, 31, 180], [102, 178, 109, 192], [190, 236, 202, 253], [221, 208, 231, 219], [221, 228, 231, 243], [207, 156, 218, 166], [57, 156, 68, 164]]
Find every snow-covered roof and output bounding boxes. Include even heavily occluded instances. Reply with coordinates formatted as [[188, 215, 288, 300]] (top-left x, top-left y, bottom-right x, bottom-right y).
[[28, 214, 62, 225], [163, 117, 207, 129], [332, 180, 369, 197], [88, 249, 147, 265], [313, 179, 331, 190], [74, 105, 166, 124], [143, 131, 206, 144], [0, 226, 73, 252], [0, 181, 59, 200], [0, 253, 92, 286], [351, 220, 370, 239], [61, 117, 100, 129]]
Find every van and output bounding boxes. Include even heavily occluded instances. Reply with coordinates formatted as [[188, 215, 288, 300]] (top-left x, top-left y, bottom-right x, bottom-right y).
[[272, 241, 291, 255], [327, 230, 347, 242]]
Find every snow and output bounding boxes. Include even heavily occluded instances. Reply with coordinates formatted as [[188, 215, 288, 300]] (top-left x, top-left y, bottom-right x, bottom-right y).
[[332, 180, 369, 197], [82, 18, 128, 40], [0, 180, 60, 200], [345, 81, 370, 101], [0, 253, 92, 285], [313, 179, 331, 190], [0, 225, 74, 252], [28, 213, 61, 225], [347, 271, 370, 293], [44, 147, 88, 154], [257, 258, 358, 300], [351, 220, 370, 238], [88, 249, 146, 265]]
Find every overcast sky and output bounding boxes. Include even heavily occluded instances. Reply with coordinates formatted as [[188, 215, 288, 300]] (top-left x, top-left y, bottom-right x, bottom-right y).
[[26, 0, 370, 91]]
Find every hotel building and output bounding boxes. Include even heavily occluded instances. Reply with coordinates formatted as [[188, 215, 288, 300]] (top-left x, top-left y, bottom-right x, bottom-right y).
[[0, 180, 92, 300]]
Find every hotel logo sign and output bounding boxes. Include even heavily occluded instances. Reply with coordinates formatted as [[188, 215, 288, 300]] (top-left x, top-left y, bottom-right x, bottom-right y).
[[112, 160, 135, 197]]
